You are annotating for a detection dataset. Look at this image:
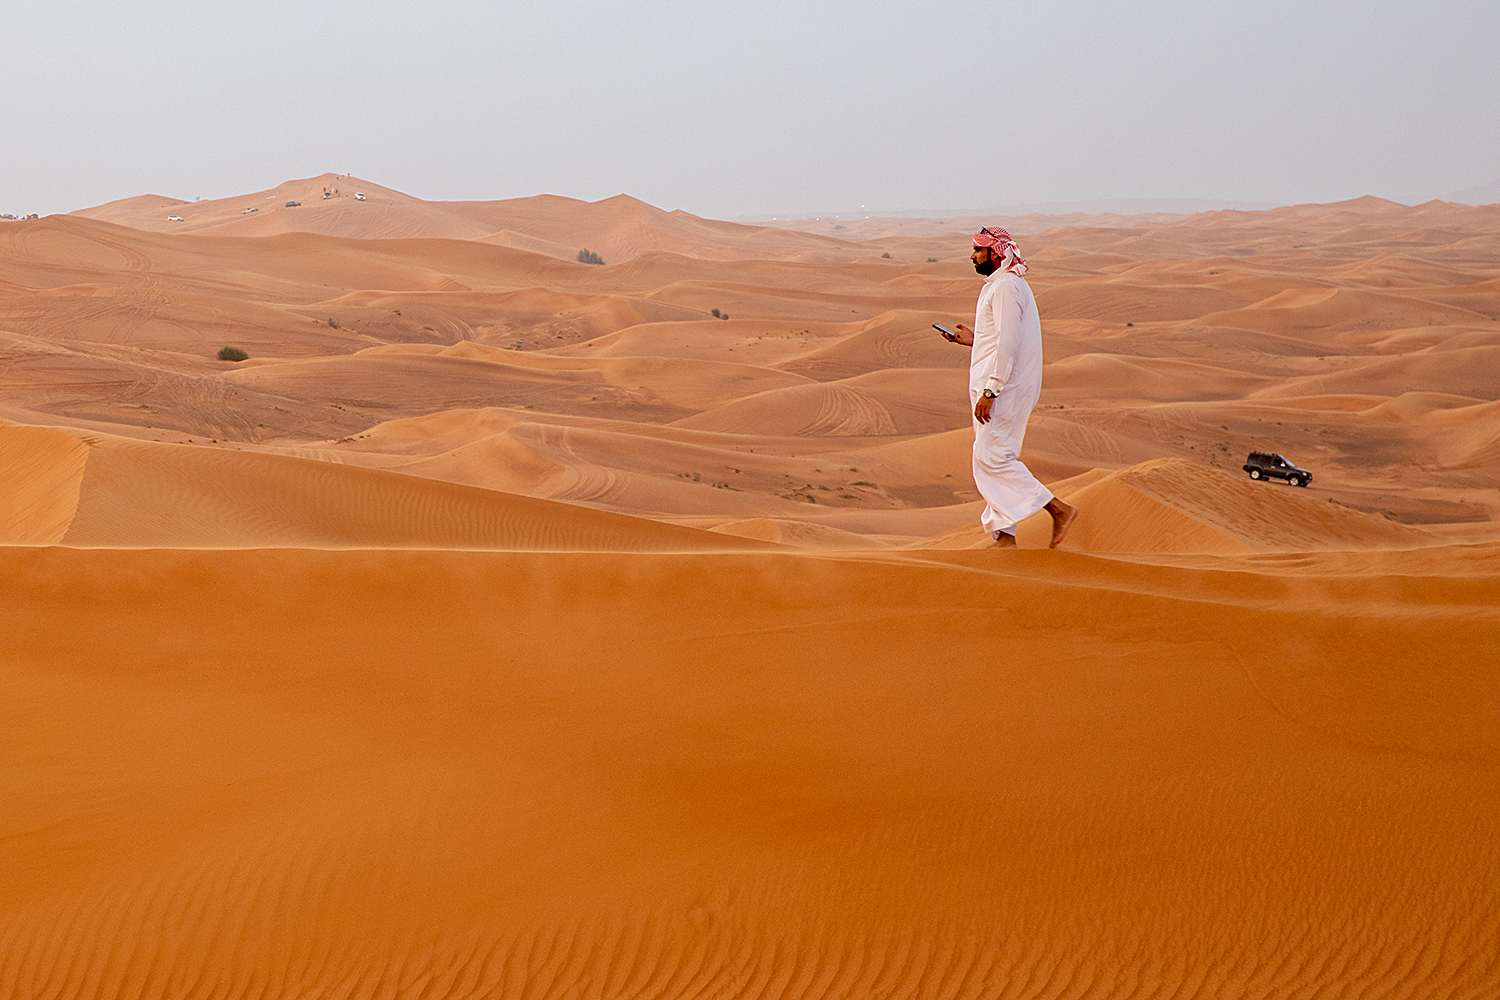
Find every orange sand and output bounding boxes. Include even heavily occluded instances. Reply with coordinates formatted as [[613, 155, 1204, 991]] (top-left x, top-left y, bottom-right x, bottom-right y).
[[0, 178, 1496, 997]]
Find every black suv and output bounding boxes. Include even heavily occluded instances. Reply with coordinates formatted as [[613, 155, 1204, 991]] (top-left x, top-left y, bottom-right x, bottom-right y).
[[1243, 451, 1312, 487]]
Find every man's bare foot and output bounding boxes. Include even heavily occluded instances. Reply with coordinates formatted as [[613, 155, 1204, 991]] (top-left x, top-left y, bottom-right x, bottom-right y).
[[1045, 498, 1078, 549], [990, 531, 1017, 549]]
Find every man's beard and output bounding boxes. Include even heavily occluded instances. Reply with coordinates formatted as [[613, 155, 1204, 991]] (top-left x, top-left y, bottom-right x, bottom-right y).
[[973, 258, 997, 275]]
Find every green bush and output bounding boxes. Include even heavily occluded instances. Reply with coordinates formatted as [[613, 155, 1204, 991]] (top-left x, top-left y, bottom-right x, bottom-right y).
[[577, 248, 605, 265], [217, 346, 249, 362]]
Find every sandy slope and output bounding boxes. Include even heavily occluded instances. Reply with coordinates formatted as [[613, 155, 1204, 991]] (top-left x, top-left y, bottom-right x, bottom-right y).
[[3, 183, 1499, 998], [0, 426, 88, 544], [60, 431, 770, 552], [1, 545, 1496, 998]]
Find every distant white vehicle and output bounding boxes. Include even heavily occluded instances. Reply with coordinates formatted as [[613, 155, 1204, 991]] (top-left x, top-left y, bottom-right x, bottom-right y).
[[167, 215, 184, 222], [241, 207, 258, 214], [285, 201, 301, 208], [354, 192, 366, 201], [322, 191, 333, 200]]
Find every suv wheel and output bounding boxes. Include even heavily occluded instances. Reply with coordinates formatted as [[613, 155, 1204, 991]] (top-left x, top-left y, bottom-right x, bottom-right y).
[[1286, 474, 1301, 487], [1249, 469, 1261, 480]]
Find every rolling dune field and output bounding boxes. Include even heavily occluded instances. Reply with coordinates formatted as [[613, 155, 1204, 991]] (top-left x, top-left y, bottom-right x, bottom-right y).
[[1, 178, 1497, 998]]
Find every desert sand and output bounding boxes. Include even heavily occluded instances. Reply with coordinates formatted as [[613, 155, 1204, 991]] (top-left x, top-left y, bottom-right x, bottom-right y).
[[1, 175, 1497, 998]]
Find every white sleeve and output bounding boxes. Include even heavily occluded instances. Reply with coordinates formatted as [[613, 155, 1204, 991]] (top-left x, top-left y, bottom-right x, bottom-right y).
[[985, 279, 1022, 389]]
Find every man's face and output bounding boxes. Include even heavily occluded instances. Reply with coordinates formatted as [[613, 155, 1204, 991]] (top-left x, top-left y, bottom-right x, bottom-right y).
[[971, 246, 997, 276]]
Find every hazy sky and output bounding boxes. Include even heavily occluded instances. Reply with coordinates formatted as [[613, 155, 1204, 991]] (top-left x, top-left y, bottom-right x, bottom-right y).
[[5, 0, 1497, 217]]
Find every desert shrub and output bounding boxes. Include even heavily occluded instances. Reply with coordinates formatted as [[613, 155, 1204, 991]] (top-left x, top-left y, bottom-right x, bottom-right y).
[[711, 308, 722, 318], [328, 317, 339, 328], [217, 346, 248, 362], [927, 257, 937, 262], [881, 252, 892, 259], [577, 248, 605, 265]]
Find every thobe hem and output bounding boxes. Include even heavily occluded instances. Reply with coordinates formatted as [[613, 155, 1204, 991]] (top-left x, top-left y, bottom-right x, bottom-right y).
[[971, 388, 1052, 537]]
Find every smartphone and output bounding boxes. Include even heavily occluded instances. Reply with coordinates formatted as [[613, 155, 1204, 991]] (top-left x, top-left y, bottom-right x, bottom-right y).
[[933, 323, 956, 339]]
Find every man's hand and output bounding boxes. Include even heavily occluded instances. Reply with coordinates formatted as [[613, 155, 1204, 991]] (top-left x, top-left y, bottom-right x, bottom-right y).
[[974, 393, 994, 424], [941, 323, 975, 347]]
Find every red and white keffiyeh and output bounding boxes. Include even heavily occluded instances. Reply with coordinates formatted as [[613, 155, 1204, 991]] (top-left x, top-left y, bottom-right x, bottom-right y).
[[973, 226, 1028, 276]]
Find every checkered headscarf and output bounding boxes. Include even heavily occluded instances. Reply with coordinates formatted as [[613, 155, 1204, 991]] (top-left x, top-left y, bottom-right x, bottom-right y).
[[973, 226, 1028, 276]]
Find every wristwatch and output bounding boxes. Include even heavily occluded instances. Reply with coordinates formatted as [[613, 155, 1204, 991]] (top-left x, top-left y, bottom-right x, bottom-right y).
[[981, 388, 997, 399]]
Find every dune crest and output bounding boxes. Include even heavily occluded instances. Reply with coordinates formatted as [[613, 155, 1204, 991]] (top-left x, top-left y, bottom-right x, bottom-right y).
[[709, 516, 887, 548]]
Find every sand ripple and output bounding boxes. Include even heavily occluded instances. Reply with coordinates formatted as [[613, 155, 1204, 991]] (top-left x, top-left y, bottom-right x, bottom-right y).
[[0, 547, 1496, 998]]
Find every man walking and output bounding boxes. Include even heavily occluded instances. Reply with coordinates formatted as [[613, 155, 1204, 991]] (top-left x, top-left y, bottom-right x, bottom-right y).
[[941, 226, 1076, 548]]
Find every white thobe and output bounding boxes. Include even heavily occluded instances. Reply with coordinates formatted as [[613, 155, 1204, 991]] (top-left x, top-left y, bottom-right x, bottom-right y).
[[970, 269, 1053, 537]]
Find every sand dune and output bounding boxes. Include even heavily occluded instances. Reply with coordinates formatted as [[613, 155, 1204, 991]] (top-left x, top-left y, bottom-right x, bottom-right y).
[[8, 193, 1497, 540], [4, 181, 1499, 997], [1253, 345, 1500, 400], [10, 188, 1497, 544], [18, 425, 766, 551], [1058, 458, 1436, 553], [673, 368, 966, 438], [73, 174, 857, 262], [1, 544, 1496, 997], [921, 458, 1437, 554], [1044, 353, 1273, 402]]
